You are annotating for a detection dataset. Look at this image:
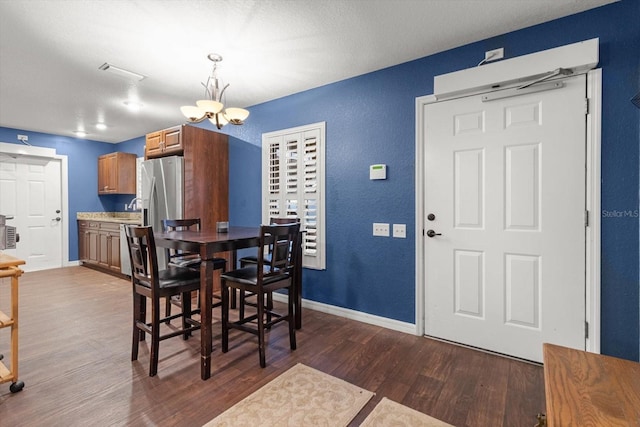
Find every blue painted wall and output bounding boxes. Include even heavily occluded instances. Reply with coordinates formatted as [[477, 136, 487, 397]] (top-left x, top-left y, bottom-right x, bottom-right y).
[[0, 127, 138, 260], [230, 0, 640, 360], [0, 0, 638, 360]]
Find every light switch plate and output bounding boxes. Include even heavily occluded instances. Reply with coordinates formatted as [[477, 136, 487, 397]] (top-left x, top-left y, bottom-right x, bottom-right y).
[[393, 224, 406, 238], [373, 222, 390, 236]]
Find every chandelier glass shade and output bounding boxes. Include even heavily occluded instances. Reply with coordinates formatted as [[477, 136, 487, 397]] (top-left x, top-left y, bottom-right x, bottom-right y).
[[180, 53, 249, 129]]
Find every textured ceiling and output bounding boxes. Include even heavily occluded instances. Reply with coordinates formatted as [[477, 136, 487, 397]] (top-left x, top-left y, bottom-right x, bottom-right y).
[[0, 0, 617, 143]]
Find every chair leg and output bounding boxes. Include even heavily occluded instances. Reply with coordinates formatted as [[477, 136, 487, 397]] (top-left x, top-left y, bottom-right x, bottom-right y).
[[149, 295, 161, 377], [239, 290, 246, 320], [265, 292, 273, 325], [132, 293, 143, 361], [181, 291, 192, 340], [257, 290, 266, 368], [288, 286, 297, 351], [164, 296, 172, 324], [139, 295, 147, 342], [221, 279, 229, 353]]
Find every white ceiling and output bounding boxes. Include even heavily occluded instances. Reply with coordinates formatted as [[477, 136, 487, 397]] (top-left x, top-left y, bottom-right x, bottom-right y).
[[0, 0, 616, 143]]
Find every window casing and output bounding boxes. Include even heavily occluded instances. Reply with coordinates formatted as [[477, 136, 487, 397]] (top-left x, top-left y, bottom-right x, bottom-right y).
[[262, 122, 325, 270]]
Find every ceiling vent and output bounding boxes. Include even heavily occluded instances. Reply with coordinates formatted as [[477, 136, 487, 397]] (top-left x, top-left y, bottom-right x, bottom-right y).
[[98, 63, 146, 81]]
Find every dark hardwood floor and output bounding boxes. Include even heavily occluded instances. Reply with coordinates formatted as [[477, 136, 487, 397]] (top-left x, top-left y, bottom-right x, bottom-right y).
[[0, 266, 545, 426]]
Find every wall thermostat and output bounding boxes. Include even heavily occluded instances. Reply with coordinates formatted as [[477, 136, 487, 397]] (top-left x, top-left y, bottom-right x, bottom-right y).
[[370, 164, 387, 180]]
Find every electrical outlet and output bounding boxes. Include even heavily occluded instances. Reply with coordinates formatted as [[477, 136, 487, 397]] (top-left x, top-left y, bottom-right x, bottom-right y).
[[373, 222, 390, 237], [393, 224, 406, 238], [17, 134, 28, 142], [484, 48, 504, 62]]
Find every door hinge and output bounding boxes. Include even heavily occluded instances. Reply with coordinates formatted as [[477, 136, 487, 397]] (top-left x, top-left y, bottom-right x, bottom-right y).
[[585, 98, 590, 115], [584, 210, 589, 227], [585, 321, 589, 339]]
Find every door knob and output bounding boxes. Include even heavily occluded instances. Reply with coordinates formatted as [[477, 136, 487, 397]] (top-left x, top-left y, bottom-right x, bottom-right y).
[[55, 217, 61, 221], [426, 229, 441, 238]]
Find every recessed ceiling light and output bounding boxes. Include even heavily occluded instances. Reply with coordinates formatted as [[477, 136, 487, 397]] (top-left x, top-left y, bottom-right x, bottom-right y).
[[96, 123, 107, 130], [74, 130, 87, 138], [124, 101, 142, 112], [98, 62, 146, 81]]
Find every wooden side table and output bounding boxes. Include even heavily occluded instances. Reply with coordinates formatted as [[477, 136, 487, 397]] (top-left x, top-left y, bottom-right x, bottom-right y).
[[543, 343, 640, 426], [0, 253, 25, 393]]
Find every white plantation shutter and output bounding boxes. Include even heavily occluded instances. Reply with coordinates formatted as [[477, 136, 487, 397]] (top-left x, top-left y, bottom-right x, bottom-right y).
[[262, 122, 325, 270]]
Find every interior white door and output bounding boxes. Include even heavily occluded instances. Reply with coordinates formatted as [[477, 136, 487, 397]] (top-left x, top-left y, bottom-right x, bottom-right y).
[[424, 74, 587, 362], [0, 156, 63, 271]]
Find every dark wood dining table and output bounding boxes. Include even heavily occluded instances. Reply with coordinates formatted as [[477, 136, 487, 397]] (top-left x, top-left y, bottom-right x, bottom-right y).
[[154, 226, 303, 380]]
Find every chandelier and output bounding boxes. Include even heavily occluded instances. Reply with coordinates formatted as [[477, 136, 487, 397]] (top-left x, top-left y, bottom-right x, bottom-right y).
[[180, 53, 249, 129]]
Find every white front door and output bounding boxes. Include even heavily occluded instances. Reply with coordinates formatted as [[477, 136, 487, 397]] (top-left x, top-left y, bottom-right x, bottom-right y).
[[0, 156, 63, 271], [424, 74, 587, 362]]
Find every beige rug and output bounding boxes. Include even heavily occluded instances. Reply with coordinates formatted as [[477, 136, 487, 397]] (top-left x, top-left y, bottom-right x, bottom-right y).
[[360, 397, 454, 427], [204, 363, 374, 427]]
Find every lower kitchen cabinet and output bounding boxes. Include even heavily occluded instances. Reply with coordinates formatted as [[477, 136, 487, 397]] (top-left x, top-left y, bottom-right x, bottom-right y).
[[78, 220, 121, 275]]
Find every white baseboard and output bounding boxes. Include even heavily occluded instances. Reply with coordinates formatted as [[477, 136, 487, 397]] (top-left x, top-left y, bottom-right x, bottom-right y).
[[65, 260, 81, 267], [272, 293, 418, 335]]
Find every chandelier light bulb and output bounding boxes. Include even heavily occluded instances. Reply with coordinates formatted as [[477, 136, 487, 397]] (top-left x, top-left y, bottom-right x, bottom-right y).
[[224, 107, 250, 124], [196, 99, 223, 114], [180, 105, 205, 122]]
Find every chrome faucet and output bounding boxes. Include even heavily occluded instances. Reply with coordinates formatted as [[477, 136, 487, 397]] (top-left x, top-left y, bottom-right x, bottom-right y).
[[126, 197, 142, 211]]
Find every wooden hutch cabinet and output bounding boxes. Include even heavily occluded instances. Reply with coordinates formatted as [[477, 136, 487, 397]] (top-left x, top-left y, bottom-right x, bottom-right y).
[[98, 152, 137, 194], [145, 124, 229, 232]]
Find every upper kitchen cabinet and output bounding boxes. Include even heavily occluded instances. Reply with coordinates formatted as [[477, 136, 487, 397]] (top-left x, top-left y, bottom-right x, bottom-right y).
[[98, 152, 137, 194], [145, 125, 183, 159]]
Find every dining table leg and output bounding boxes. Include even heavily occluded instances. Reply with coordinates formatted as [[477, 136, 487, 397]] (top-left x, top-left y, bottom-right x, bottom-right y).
[[200, 258, 214, 380]]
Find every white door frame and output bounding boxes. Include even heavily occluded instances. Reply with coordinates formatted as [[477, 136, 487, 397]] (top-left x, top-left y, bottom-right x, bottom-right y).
[[415, 46, 602, 354], [0, 142, 70, 268]]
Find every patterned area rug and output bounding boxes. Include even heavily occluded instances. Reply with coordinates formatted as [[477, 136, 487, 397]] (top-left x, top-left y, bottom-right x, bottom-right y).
[[203, 363, 374, 427], [360, 397, 454, 427]]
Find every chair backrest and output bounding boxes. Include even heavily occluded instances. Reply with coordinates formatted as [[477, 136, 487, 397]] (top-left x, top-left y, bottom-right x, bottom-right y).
[[270, 217, 299, 225], [162, 218, 201, 232], [257, 223, 301, 283], [161, 218, 201, 261], [268, 217, 301, 260], [125, 225, 159, 292]]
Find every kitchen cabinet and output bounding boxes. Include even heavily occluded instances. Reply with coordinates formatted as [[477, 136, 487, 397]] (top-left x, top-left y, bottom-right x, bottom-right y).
[[145, 125, 183, 159], [145, 124, 229, 232], [98, 152, 137, 194], [78, 220, 98, 264], [78, 220, 121, 275]]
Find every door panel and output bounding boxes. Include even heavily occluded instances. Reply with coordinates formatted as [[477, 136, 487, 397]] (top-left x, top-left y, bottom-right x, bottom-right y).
[[424, 75, 587, 362], [0, 157, 63, 271]]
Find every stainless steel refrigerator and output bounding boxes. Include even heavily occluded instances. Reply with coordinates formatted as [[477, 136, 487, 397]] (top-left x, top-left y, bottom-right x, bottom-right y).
[[141, 155, 184, 269]]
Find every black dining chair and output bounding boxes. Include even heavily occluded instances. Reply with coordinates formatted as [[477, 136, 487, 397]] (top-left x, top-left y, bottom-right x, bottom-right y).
[[221, 222, 301, 368], [237, 217, 300, 320], [125, 225, 202, 377], [161, 218, 226, 322]]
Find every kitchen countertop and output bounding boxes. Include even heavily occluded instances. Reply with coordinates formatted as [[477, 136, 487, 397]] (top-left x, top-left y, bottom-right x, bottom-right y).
[[77, 212, 142, 224]]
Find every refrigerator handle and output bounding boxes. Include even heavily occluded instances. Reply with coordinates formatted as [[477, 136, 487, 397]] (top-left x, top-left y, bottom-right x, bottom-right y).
[[147, 176, 157, 229]]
